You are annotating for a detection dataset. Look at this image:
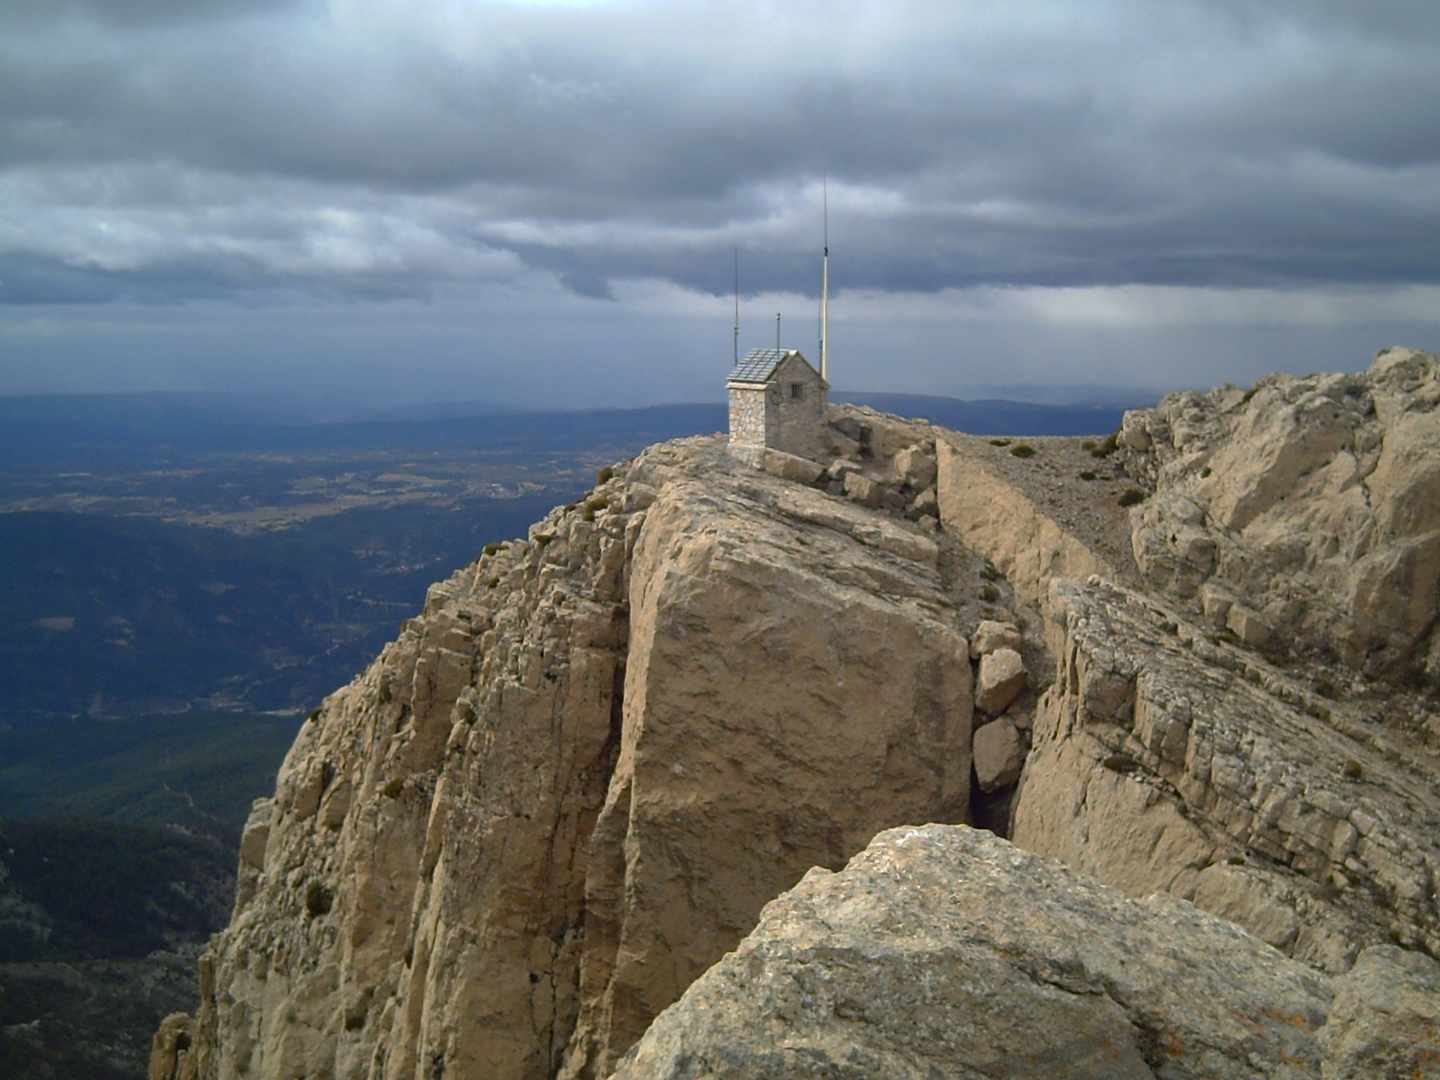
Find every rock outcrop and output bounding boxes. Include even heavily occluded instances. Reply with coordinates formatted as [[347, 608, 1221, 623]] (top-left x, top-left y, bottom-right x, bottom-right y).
[[1011, 576, 1440, 971], [613, 825, 1440, 1080], [165, 437, 974, 1080], [160, 349, 1440, 1079], [915, 352, 1440, 975], [1122, 347, 1440, 683]]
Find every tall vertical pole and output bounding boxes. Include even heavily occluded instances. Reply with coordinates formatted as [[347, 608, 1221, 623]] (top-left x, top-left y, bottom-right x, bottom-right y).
[[820, 177, 830, 383], [733, 247, 740, 366], [776, 312, 781, 350]]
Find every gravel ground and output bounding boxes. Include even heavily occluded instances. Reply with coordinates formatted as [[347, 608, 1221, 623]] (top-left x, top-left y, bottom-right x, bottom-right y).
[[943, 432, 1143, 587]]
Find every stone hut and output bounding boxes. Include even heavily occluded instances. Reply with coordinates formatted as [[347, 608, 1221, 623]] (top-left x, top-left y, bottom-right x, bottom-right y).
[[726, 347, 829, 460]]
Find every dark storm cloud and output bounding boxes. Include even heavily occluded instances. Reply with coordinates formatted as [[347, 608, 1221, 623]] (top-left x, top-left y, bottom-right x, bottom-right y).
[[0, 250, 434, 306], [0, 0, 300, 28], [4, 0, 1440, 307]]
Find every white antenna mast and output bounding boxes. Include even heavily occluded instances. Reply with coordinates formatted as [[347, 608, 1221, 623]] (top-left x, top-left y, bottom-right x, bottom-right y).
[[733, 247, 740, 366], [820, 177, 830, 383]]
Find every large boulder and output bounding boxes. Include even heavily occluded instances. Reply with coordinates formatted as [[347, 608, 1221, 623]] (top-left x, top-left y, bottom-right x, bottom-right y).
[[614, 826, 1440, 1079]]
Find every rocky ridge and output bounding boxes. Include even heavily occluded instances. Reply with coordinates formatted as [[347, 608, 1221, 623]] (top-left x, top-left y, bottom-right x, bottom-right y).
[[156, 433, 984, 1080], [156, 348, 1439, 1079], [1121, 345, 1440, 684]]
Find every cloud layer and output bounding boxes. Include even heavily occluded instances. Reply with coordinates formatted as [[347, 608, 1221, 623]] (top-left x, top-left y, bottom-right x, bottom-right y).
[[4, 0, 1440, 404]]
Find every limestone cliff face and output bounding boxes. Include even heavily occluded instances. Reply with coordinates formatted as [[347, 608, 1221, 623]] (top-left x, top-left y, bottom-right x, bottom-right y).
[[922, 348, 1440, 975], [1121, 346, 1440, 681], [1011, 576, 1440, 970], [159, 350, 1440, 1079], [162, 436, 973, 1080]]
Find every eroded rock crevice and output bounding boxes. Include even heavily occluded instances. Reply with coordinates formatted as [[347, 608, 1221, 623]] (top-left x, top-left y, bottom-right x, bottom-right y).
[[164, 431, 980, 1080]]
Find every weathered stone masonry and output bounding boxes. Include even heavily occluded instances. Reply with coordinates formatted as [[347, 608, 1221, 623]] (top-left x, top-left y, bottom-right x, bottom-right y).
[[726, 349, 828, 460]]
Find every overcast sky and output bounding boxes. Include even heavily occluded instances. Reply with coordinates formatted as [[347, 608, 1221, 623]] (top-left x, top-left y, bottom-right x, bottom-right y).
[[4, 0, 1440, 410]]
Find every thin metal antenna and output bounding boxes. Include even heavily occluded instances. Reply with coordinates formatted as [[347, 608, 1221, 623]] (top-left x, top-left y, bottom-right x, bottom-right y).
[[733, 247, 740, 366], [823, 179, 830, 379], [776, 312, 782, 350]]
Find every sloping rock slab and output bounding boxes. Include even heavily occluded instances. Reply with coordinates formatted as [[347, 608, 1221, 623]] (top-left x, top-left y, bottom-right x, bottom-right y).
[[614, 825, 1356, 1080], [1012, 578, 1440, 971]]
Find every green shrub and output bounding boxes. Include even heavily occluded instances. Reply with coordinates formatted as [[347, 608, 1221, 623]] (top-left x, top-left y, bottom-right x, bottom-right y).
[[382, 777, 404, 798], [581, 507, 595, 523], [483, 543, 501, 557], [979, 583, 1000, 603], [989, 437, 1012, 447], [1342, 759, 1364, 781], [1009, 444, 1037, 459], [1079, 470, 1096, 481], [1199, 466, 1212, 480], [1090, 432, 1119, 459], [534, 533, 553, 548], [307, 708, 321, 724], [1117, 488, 1146, 507], [377, 680, 392, 705], [585, 495, 610, 512], [979, 558, 1000, 582], [596, 466, 615, 484]]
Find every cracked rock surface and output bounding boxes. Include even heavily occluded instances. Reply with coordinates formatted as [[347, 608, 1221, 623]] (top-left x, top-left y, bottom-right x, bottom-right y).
[[160, 436, 974, 1080], [1013, 577, 1440, 972], [613, 825, 1440, 1080], [1122, 346, 1440, 683]]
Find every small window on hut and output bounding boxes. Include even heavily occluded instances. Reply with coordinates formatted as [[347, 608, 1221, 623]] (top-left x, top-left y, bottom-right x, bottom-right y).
[[789, 382, 804, 401]]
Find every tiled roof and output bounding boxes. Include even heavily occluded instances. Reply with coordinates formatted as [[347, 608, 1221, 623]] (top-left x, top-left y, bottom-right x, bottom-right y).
[[727, 348, 789, 384]]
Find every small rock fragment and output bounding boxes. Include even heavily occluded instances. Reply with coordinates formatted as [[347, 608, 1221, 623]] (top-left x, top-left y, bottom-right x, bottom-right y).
[[977, 647, 1027, 714], [973, 717, 1024, 792], [970, 620, 1023, 659], [893, 445, 938, 491]]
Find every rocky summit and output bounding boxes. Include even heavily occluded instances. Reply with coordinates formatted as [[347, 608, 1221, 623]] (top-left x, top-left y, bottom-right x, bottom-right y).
[[154, 348, 1440, 1080]]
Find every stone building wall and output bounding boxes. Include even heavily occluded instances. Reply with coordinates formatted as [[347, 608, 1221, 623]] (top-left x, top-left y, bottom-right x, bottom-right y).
[[727, 353, 828, 461], [727, 385, 768, 451], [770, 354, 827, 459]]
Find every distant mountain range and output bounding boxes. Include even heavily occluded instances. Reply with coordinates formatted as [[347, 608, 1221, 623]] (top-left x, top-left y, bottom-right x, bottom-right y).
[[0, 388, 1142, 469]]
